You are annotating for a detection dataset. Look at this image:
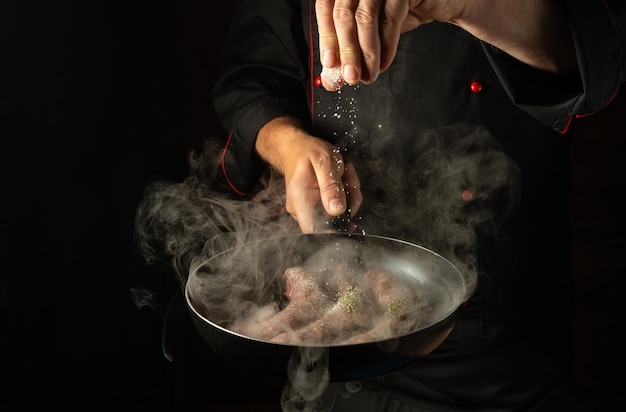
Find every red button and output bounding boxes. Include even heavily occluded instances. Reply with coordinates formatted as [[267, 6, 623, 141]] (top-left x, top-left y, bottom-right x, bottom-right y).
[[315, 76, 322, 87], [470, 81, 483, 93], [461, 189, 473, 202]]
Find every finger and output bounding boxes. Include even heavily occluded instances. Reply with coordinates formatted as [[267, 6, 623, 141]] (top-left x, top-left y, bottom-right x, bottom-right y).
[[288, 186, 321, 234], [379, 0, 408, 71], [354, 0, 383, 83], [316, 0, 340, 68], [320, 65, 345, 91], [332, 0, 362, 85], [285, 159, 324, 233], [343, 162, 362, 217], [312, 149, 347, 216]]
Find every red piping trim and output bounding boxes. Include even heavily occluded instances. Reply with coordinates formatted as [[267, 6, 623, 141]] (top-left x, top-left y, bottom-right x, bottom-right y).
[[559, 83, 622, 134], [308, 0, 315, 125], [559, 1, 619, 134], [221, 129, 286, 214], [602, 0, 617, 29], [575, 84, 621, 120], [558, 115, 575, 135], [221, 129, 249, 197]]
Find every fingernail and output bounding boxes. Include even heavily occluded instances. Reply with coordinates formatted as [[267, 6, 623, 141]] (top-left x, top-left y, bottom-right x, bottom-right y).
[[330, 198, 344, 212], [371, 70, 379, 83], [342, 64, 358, 84]]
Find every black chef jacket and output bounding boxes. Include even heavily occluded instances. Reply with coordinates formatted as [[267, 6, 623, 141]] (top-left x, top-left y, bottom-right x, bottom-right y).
[[212, 1, 625, 411]]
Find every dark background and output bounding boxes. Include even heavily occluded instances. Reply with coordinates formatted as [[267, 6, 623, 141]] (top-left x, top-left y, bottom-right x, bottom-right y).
[[1, 1, 624, 411]]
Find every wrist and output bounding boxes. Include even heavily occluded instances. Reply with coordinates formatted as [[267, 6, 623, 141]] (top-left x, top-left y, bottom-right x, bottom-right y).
[[453, 0, 577, 73], [256, 117, 309, 173]]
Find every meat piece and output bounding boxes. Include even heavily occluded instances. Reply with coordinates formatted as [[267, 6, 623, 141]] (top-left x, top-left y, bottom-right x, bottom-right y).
[[272, 272, 374, 345], [333, 321, 394, 346], [228, 302, 280, 337], [232, 264, 423, 346], [326, 263, 360, 293], [332, 269, 423, 345], [271, 298, 372, 345], [363, 268, 421, 337], [230, 267, 332, 341]]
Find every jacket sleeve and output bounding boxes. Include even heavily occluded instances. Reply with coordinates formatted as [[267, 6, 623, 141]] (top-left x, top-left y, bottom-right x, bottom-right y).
[[482, 0, 625, 133], [212, 0, 310, 194]]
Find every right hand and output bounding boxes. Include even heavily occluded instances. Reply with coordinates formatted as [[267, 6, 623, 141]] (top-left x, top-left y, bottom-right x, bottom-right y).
[[316, 0, 465, 87], [316, 0, 576, 90], [255, 117, 362, 233]]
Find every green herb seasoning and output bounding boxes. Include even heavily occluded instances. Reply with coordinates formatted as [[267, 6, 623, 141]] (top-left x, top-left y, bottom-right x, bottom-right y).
[[385, 298, 408, 319], [339, 286, 364, 313]]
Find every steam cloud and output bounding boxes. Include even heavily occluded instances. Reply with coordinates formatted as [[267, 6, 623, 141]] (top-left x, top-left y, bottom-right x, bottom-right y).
[[134, 116, 520, 411], [281, 347, 332, 412]]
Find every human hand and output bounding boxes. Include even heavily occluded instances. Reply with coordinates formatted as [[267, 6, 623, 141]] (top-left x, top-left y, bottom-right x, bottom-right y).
[[255, 117, 363, 233], [284, 138, 362, 233], [316, 0, 576, 90], [315, 0, 466, 89]]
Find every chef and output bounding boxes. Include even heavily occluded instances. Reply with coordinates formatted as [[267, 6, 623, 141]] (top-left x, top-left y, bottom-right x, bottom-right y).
[[212, 0, 625, 410]]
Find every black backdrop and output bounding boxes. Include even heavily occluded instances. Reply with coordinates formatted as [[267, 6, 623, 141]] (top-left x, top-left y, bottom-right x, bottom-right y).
[[2, 1, 624, 411], [0, 1, 259, 411]]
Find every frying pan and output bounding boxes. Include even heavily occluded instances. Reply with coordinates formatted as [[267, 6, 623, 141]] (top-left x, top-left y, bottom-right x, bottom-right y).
[[185, 233, 468, 382]]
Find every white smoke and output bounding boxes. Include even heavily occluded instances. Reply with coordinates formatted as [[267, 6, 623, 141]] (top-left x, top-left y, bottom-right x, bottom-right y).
[[134, 120, 520, 411]]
